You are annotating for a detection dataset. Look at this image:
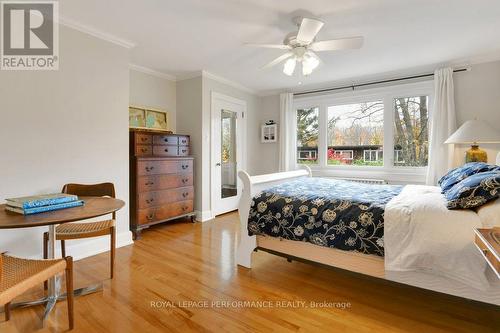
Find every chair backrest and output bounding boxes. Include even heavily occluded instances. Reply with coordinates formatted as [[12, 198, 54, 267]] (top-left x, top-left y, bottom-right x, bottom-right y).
[[62, 183, 116, 219]]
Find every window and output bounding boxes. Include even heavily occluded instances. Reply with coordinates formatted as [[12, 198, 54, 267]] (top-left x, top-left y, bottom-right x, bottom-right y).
[[327, 101, 384, 166], [296, 107, 319, 165], [364, 149, 382, 162], [394, 96, 429, 167], [293, 82, 432, 178]]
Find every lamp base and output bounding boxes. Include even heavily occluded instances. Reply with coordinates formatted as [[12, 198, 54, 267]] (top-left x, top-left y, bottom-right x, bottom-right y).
[[465, 145, 487, 163]]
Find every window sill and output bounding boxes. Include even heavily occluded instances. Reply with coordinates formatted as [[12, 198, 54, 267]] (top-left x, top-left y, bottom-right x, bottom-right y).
[[304, 165, 427, 185]]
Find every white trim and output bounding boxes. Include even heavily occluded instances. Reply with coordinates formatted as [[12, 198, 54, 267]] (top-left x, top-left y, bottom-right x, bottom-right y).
[[210, 92, 247, 216], [129, 64, 176, 81], [195, 210, 214, 222], [59, 16, 136, 49], [202, 71, 258, 95]]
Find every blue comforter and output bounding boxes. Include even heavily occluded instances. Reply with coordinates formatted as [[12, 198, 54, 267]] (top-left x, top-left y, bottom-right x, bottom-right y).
[[248, 177, 403, 256]]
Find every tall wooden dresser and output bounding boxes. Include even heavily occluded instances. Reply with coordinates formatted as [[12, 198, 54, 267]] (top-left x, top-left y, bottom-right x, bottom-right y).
[[130, 130, 195, 239]]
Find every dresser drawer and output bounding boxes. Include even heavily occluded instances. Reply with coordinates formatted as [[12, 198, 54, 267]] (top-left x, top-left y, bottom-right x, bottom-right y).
[[138, 200, 194, 225], [135, 144, 152, 157], [137, 173, 193, 192], [178, 146, 190, 156], [153, 145, 180, 157], [178, 136, 190, 146], [137, 159, 192, 176], [138, 187, 194, 209], [474, 228, 500, 278], [136, 133, 152, 145], [153, 135, 178, 146]]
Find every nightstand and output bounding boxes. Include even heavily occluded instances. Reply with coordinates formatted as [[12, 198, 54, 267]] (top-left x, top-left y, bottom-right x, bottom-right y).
[[474, 227, 500, 279]]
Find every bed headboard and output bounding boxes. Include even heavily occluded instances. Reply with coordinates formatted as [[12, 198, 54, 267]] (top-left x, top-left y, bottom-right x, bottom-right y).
[[497, 152, 500, 166]]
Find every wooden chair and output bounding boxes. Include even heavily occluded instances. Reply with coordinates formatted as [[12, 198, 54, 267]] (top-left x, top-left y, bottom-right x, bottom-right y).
[[43, 183, 116, 279], [0, 253, 74, 329]]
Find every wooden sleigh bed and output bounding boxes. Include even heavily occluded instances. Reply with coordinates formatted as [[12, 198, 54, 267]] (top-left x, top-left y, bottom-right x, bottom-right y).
[[236, 158, 500, 306]]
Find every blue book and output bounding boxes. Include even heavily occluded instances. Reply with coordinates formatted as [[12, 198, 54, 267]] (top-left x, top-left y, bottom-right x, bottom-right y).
[[5, 200, 84, 215], [5, 193, 78, 209]]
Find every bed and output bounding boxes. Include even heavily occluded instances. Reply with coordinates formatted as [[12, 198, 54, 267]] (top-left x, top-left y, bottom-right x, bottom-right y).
[[236, 154, 500, 306]]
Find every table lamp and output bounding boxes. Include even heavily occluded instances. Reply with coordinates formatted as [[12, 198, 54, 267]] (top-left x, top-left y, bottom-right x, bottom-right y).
[[445, 119, 500, 163]]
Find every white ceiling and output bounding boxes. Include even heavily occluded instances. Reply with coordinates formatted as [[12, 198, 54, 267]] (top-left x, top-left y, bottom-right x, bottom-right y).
[[60, 0, 500, 94]]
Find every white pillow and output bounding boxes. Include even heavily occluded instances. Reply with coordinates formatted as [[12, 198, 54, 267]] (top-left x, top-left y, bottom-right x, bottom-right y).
[[476, 197, 500, 228]]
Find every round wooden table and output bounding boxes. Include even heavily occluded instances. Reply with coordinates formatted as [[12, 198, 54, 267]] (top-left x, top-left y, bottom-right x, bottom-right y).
[[0, 196, 125, 320]]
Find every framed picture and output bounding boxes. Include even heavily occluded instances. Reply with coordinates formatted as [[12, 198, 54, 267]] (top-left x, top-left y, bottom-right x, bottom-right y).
[[129, 107, 146, 128], [129, 106, 169, 131], [145, 110, 168, 130]]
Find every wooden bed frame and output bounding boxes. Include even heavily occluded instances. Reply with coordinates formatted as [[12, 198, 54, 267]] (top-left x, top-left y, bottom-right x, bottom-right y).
[[236, 157, 500, 305]]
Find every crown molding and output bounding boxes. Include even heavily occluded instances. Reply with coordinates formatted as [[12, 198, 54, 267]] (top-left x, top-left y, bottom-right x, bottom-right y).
[[129, 64, 177, 81], [201, 70, 258, 95], [59, 16, 136, 49]]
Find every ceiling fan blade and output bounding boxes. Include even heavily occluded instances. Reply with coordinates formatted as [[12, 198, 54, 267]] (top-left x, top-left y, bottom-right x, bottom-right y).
[[310, 36, 364, 52], [261, 52, 294, 69], [244, 43, 291, 50], [296, 18, 324, 44]]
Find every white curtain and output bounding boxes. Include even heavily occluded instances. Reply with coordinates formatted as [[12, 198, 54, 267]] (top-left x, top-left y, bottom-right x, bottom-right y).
[[279, 93, 294, 171], [426, 67, 457, 185]]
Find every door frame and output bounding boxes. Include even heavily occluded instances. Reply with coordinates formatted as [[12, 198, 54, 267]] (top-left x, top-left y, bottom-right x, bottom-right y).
[[210, 91, 247, 217]]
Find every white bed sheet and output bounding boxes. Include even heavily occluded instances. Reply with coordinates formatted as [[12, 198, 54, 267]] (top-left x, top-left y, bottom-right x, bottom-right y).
[[384, 184, 492, 291]]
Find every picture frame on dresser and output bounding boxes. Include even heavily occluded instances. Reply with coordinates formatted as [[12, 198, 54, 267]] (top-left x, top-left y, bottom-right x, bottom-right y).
[[129, 105, 169, 131], [129, 129, 195, 239]]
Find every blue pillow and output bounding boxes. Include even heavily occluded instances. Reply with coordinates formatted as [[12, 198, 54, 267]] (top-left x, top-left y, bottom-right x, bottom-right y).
[[438, 162, 500, 193], [445, 171, 500, 209]]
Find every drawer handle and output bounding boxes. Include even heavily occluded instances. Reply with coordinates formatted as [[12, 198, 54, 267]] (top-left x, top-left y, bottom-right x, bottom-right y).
[[145, 181, 154, 186], [141, 148, 148, 153], [141, 137, 148, 142], [181, 139, 187, 144], [146, 198, 154, 204], [146, 213, 155, 221], [182, 192, 189, 198], [182, 178, 188, 184], [182, 206, 188, 211], [164, 148, 169, 152], [145, 166, 154, 172], [181, 149, 187, 154], [482, 249, 489, 255], [181, 164, 189, 170], [164, 138, 169, 142]]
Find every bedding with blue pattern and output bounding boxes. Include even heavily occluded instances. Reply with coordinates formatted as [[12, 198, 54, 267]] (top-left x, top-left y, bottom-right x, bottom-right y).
[[445, 171, 500, 209], [438, 162, 500, 193], [247, 177, 403, 257]]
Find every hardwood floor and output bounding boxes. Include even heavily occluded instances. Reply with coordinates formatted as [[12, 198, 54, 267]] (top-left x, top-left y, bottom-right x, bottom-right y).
[[1, 212, 499, 332]]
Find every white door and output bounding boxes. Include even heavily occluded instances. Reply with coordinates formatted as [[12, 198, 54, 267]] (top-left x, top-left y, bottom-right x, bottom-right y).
[[211, 93, 246, 216]]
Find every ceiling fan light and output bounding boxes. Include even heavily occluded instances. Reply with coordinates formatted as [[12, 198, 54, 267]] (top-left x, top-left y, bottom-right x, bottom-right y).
[[283, 58, 296, 76], [302, 54, 319, 76]]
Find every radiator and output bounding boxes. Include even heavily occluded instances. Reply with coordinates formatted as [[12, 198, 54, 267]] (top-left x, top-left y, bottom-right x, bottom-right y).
[[326, 177, 387, 185]]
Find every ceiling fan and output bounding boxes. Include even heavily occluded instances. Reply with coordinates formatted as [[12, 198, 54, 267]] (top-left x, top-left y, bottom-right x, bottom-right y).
[[246, 17, 364, 77]]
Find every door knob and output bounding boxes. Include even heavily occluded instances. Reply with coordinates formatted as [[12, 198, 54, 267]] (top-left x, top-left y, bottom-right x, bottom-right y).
[[215, 163, 221, 166]]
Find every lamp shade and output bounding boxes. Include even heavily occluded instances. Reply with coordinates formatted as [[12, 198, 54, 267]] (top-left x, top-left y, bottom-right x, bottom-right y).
[[445, 119, 500, 144]]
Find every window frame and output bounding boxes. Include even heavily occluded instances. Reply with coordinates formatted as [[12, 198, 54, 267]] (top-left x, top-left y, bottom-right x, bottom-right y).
[[292, 81, 434, 183]]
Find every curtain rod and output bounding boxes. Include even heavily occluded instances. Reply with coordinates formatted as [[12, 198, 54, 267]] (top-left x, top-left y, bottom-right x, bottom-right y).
[[293, 68, 469, 97]]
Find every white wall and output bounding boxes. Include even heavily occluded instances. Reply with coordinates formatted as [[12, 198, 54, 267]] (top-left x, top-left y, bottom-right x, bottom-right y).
[[0, 26, 131, 259], [176, 76, 203, 216], [176, 74, 261, 220], [252, 95, 280, 175], [129, 69, 177, 131], [454, 60, 500, 165]]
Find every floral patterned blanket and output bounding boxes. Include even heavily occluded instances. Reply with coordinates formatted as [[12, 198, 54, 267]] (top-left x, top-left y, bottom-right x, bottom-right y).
[[248, 177, 403, 256]]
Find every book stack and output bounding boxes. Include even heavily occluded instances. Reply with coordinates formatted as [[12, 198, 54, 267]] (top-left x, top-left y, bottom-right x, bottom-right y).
[[5, 193, 84, 215]]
